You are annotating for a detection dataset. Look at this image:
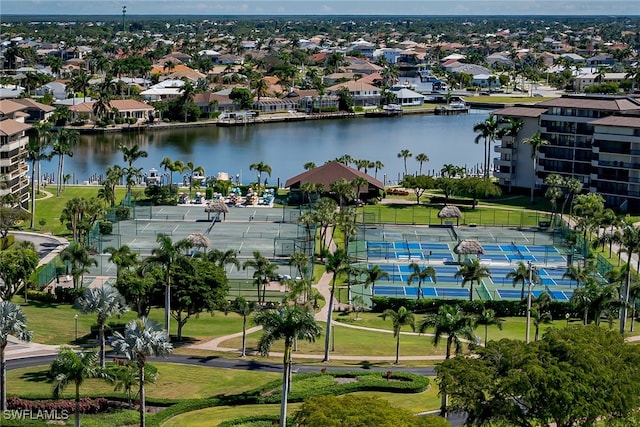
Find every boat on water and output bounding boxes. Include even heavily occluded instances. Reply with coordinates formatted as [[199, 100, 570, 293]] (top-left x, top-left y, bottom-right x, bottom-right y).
[[145, 168, 162, 186]]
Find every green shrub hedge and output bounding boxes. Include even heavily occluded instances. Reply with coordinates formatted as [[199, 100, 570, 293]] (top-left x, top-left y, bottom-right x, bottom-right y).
[[371, 297, 573, 319]]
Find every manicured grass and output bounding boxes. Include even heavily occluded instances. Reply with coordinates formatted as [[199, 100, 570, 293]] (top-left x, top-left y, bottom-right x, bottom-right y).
[[163, 403, 302, 427], [33, 185, 128, 236], [221, 324, 451, 358], [7, 363, 279, 400], [13, 298, 248, 345]]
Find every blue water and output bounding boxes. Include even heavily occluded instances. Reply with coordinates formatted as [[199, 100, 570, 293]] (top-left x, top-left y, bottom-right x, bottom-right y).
[[44, 109, 491, 185]]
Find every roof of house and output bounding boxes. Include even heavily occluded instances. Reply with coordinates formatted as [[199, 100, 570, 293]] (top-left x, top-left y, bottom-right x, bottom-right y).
[[109, 100, 154, 111], [537, 95, 640, 112], [326, 80, 380, 93], [285, 161, 384, 189], [590, 115, 640, 128], [12, 98, 56, 113], [0, 118, 31, 137], [494, 106, 547, 118], [0, 99, 27, 115], [193, 92, 233, 105]]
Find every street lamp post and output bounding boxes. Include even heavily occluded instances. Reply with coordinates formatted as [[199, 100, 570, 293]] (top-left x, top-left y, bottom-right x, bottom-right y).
[[525, 261, 535, 344], [565, 313, 570, 327], [74, 314, 78, 341]]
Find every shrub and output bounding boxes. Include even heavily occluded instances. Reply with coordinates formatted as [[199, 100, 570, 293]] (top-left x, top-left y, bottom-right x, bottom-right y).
[[0, 234, 15, 249], [99, 221, 113, 235], [27, 290, 57, 303], [55, 286, 85, 304], [127, 117, 137, 124], [114, 206, 130, 221], [7, 397, 111, 414], [205, 187, 214, 200]]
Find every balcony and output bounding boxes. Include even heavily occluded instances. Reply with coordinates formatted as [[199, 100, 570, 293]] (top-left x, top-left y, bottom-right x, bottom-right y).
[[494, 171, 512, 180], [494, 145, 513, 154], [493, 157, 513, 168]]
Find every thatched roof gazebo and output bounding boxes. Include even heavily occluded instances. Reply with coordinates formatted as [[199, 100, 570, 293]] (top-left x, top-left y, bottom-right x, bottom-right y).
[[453, 239, 484, 263], [187, 233, 210, 253], [205, 199, 229, 221], [438, 205, 463, 226]]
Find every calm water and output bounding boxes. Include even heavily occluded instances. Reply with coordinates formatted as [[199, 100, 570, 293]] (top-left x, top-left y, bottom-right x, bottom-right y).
[[44, 109, 491, 186]]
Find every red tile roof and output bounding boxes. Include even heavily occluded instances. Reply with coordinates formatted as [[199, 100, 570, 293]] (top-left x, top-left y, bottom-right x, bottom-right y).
[[494, 106, 547, 118], [0, 119, 31, 137]]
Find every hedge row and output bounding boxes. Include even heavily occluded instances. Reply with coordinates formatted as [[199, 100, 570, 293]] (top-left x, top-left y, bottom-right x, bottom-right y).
[[242, 371, 429, 405], [146, 398, 220, 427], [217, 415, 289, 427], [27, 287, 85, 304], [7, 397, 112, 414], [371, 297, 575, 319]]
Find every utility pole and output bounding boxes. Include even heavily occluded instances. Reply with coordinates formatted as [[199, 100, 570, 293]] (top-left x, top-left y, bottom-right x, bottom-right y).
[[122, 5, 127, 33]]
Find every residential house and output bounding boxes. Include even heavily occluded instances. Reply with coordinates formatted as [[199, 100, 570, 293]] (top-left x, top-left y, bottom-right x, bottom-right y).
[[587, 53, 615, 67], [12, 98, 55, 122], [193, 92, 236, 115], [348, 39, 376, 58], [326, 81, 382, 107], [34, 81, 67, 100], [390, 87, 426, 106], [252, 97, 297, 113], [574, 72, 629, 92], [284, 90, 339, 113]]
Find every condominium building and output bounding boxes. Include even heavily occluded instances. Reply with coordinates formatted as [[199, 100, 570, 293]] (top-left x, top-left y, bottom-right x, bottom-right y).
[[494, 94, 640, 211], [0, 100, 31, 207]]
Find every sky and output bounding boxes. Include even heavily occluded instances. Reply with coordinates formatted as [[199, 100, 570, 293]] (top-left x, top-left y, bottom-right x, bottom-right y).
[[1, 0, 639, 16]]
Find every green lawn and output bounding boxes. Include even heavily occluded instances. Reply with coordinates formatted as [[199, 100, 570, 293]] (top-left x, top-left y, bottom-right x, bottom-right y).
[[33, 185, 128, 236], [12, 298, 248, 345], [7, 363, 279, 400]]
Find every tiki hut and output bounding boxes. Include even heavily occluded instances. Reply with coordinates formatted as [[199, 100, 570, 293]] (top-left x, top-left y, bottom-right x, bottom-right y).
[[438, 205, 462, 226], [453, 239, 485, 263], [187, 233, 210, 253], [205, 199, 229, 221]]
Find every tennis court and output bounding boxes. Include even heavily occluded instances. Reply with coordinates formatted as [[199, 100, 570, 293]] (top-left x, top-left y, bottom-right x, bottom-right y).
[[87, 205, 314, 280]]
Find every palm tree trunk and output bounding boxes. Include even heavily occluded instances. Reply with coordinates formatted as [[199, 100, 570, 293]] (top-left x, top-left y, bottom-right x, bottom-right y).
[[138, 360, 145, 427], [165, 282, 171, 335], [583, 307, 588, 326], [484, 324, 488, 346], [241, 316, 247, 357], [280, 345, 291, 427], [630, 300, 636, 332], [395, 332, 400, 364], [621, 253, 632, 334], [30, 160, 36, 228], [1, 344, 6, 411], [98, 319, 105, 368], [323, 281, 336, 362]]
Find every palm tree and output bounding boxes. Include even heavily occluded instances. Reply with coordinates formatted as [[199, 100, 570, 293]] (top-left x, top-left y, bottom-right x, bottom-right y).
[[242, 251, 277, 304], [374, 160, 384, 179], [600, 218, 640, 333], [249, 161, 272, 196], [75, 285, 129, 368], [407, 262, 437, 300], [159, 157, 182, 196], [454, 259, 491, 302], [419, 305, 476, 416], [397, 149, 412, 176], [415, 153, 429, 175], [323, 248, 350, 362], [50, 348, 106, 427], [105, 245, 139, 278], [0, 301, 32, 411], [544, 174, 565, 227], [145, 234, 193, 333], [183, 161, 204, 199], [473, 114, 501, 178], [363, 264, 389, 299], [506, 261, 540, 300], [53, 128, 78, 196], [27, 121, 52, 228], [60, 242, 98, 289], [530, 307, 552, 342], [330, 178, 355, 210], [207, 248, 241, 273], [289, 251, 309, 281], [180, 81, 196, 123], [522, 131, 549, 203], [382, 306, 415, 364], [112, 318, 173, 427], [253, 77, 270, 101], [473, 308, 504, 345], [562, 263, 592, 288], [254, 306, 321, 427], [228, 297, 258, 357], [303, 162, 316, 171], [120, 143, 148, 202]]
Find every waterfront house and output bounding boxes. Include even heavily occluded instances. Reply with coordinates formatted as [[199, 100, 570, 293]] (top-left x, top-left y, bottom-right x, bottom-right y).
[[390, 87, 426, 106], [12, 98, 55, 122], [326, 81, 381, 107]]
